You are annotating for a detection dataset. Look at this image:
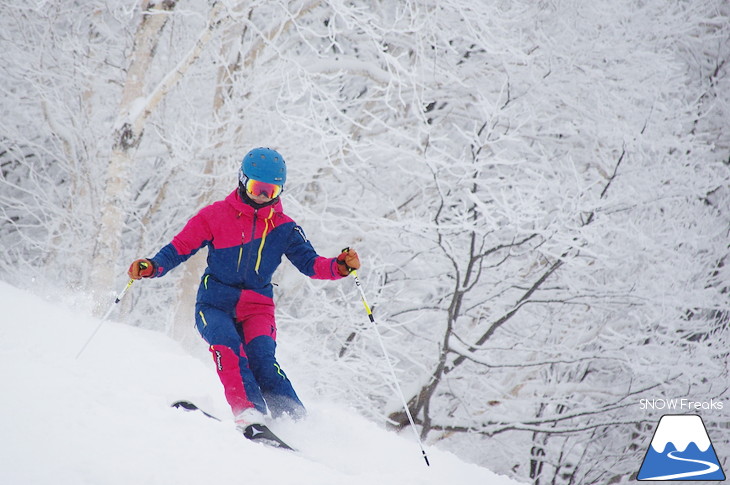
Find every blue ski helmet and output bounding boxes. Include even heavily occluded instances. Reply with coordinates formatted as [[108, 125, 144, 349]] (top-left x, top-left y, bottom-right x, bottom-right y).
[[239, 147, 287, 186]]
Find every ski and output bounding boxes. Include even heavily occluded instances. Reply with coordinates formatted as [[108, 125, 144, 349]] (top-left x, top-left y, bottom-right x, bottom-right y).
[[171, 400, 295, 451], [171, 400, 221, 421], [240, 422, 295, 451]]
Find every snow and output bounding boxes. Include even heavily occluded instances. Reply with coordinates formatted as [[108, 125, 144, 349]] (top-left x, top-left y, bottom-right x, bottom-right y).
[[0, 281, 521, 485], [650, 415, 712, 453]]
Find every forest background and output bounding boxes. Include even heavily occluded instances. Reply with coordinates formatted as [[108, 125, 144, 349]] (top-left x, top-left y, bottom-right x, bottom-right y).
[[1, 1, 728, 484]]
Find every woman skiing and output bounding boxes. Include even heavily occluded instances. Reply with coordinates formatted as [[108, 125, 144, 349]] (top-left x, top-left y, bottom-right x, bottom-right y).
[[128, 147, 360, 435]]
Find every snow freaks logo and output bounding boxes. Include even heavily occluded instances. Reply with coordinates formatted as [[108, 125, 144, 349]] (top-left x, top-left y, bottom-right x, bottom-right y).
[[640, 398, 723, 411], [637, 415, 726, 481]]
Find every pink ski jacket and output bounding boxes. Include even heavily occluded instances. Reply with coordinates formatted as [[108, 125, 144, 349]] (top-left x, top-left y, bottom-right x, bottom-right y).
[[149, 189, 343, 301]]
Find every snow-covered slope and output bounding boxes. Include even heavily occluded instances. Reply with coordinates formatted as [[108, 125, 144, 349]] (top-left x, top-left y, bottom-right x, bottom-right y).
[[0, 281, 520, 485]]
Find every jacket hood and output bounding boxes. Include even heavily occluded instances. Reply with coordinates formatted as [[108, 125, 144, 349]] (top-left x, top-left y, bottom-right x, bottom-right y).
[[224, 189, 283, 275], [224, 189, 283, 218]]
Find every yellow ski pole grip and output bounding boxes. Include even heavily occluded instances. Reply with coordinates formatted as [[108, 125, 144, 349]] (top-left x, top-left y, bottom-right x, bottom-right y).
[[350, 270, 374, 323]]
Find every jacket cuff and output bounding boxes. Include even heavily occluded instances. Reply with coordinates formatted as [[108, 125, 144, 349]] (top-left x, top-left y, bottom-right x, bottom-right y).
[[148, 258, 163, 278]]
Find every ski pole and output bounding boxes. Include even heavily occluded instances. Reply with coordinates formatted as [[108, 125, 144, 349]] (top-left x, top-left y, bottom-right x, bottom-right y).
[[76, 278, 135, 359], [348, 266, 431, 467]]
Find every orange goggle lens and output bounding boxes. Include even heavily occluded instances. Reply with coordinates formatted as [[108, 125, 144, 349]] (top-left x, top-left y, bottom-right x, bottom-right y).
[[245, 178, 282, 199]]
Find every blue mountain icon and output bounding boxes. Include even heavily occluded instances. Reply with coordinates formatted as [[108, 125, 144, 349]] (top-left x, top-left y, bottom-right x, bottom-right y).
[[638, 415, 725, 481]]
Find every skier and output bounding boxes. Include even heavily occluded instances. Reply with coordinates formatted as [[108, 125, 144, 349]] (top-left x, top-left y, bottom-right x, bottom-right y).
[[128, 147, 360, 434]]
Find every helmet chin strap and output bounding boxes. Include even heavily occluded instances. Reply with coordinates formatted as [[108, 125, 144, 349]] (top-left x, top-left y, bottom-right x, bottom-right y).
[[238, 182, 279, 209]]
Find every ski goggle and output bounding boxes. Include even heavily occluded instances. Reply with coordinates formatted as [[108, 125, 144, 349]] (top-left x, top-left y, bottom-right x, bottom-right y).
[[244, 176, 283, 199]]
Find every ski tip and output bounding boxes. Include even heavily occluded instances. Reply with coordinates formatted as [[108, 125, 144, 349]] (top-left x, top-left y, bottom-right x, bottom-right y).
[[242, 423, 296, 452], [171, 400, 222, 421], [171, 400, 197, 411]]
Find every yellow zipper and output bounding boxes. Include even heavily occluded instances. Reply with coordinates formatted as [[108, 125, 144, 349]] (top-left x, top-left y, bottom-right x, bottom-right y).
[[254, 208, 275, 274]]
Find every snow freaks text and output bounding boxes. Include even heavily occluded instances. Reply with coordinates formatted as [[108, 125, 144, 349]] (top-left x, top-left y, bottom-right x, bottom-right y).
[[639, 399, 724, 411]]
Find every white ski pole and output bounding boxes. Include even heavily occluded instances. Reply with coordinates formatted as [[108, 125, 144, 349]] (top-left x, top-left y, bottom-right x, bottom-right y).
[[76, 279, 135, 359], [348, 266, 431, 467]]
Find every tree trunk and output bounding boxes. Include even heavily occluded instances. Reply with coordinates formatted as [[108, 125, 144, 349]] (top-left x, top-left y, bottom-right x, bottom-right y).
[[90, 1, 178, 300]]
